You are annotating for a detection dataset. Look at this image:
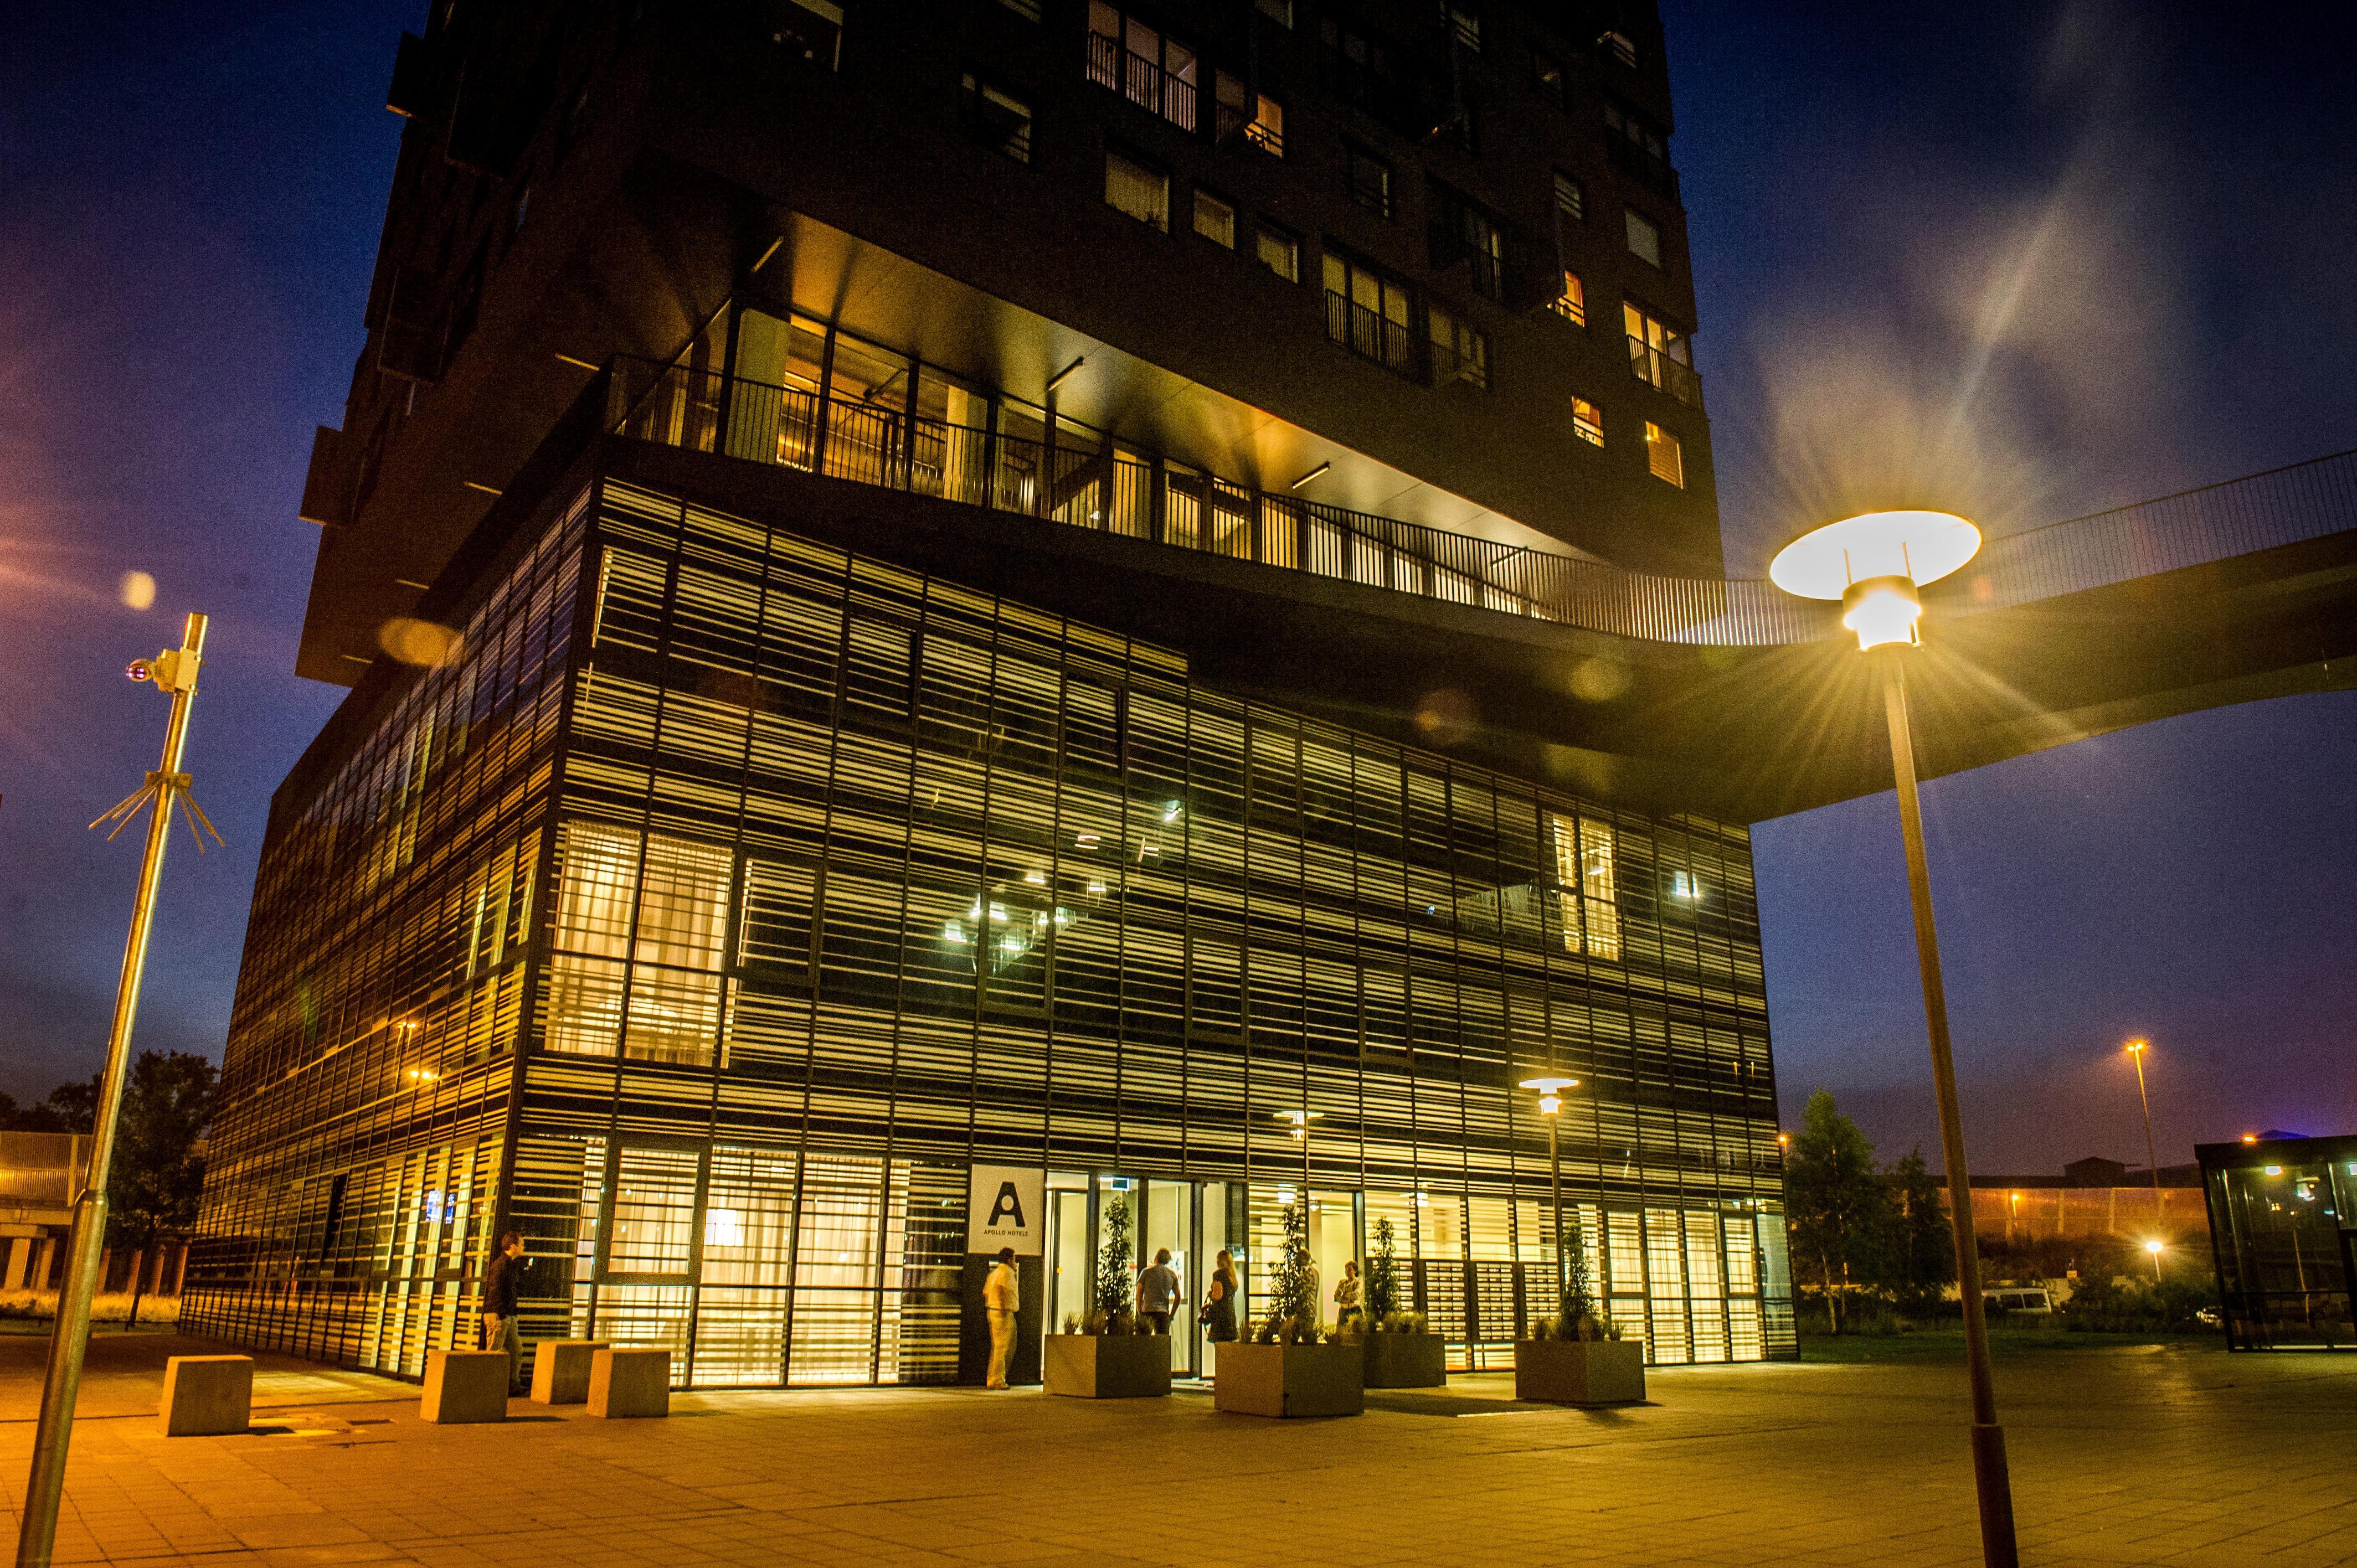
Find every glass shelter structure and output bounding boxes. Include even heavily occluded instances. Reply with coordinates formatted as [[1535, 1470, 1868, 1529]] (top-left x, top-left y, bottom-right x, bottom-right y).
[[185, 476, 1793, 1385], [2200, 1134, 2357, 1351]]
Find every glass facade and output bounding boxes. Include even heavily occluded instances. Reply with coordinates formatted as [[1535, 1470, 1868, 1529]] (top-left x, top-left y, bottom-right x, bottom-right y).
[[2201, 1136, 2356, 1350], [187, 474, 1792, 1383]]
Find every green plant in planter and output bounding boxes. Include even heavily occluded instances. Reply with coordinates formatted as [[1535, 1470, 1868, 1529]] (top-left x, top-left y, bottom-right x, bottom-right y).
[[1373, 1309, 1428, 1334], [1545, 1222, 1612, 1340], [1062, 1312, 1079, 1335], [1366, 1216, 1401, 1321], [1095, 1195, 1135, 1330], [1258, 1196, 1324, 1343]]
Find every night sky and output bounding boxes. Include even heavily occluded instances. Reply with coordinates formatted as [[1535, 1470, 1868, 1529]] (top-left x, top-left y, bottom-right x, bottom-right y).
[[2, 3, 2351, 1174]]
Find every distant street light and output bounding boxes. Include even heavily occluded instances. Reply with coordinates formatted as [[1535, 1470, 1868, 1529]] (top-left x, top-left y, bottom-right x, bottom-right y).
[[1770, 510, 2017, 1568], [2144, 1237, 2166, 1283], [2123, 1039, 2166, 1229], [1519, 1075, 1581, 1316]]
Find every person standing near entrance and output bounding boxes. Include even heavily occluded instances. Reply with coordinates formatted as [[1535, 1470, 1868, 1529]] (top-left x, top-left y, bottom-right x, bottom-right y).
[[1334, 1258, 1362, 1329], [984, 1245, 1020, 1389], [482, 1230, 524, 1394], [1135, 1247, 1180, 1334], [1203, 1249, 1239, 1343]]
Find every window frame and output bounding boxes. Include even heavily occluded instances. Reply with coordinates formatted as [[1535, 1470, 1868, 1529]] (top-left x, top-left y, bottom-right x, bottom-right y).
[[1624, 207, 1663, 269], [1572, 396, 1604, 447], [1645, 420, 1685, 488], [1192, 186, 1238, 249], [1342, 143, 1394, 219], [1104, 146, 1172, 232], [1255, 221, 1301, 282], [959, 71, 1034, 164]]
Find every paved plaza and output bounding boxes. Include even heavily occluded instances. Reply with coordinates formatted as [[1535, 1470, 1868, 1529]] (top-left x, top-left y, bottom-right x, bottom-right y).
[[2, 1332, 2351, 1568]]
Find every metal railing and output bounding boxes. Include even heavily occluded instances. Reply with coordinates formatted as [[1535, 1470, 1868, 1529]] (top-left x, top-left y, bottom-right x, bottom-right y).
[[607, 358, 2357, 649], [1941, 447, 2357, 614], [1087, 32, 1197, 132], [1324, 292, 1417, 378], [1629, 336, 1705, 411]]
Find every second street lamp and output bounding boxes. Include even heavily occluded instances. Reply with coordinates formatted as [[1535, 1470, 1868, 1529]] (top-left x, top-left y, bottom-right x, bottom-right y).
[[1770, 510, 2018, 1568], [1519, 1075, 1581, 1316], [2124, 1039, 2166, 1232]]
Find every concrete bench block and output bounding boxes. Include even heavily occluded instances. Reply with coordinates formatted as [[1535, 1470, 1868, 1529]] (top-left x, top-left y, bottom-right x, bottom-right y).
[[531, 1339, 609, 1405], [589, 1347, 670, 1418], [421, 1349, 512, 1423], [159, 1355, 253, 1436]]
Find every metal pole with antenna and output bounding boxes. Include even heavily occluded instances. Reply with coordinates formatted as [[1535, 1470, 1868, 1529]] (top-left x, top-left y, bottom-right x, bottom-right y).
[[17, 612, 220, 1568]]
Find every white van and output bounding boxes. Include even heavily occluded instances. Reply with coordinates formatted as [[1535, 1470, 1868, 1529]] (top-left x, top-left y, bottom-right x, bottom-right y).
[[1985, 1286, 2054, 1316]]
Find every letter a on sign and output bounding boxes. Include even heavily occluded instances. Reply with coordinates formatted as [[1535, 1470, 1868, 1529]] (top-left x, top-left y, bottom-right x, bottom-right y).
[[966, 1165, 1045, 1255]]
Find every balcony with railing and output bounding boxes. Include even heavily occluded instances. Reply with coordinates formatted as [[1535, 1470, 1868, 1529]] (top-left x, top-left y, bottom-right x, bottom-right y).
[[1324, 291, 1417, 378], [1086, 28, 1198, 133], [1629, 336, 1704, 410], [605, 357, 2357, 653], [607, 355, 1823, 645]]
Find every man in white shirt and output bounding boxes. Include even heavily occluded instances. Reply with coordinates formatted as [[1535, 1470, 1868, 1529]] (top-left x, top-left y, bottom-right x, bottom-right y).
[[1134, 1247, 1180, 1335], [984, 1246, 1020, 1389]]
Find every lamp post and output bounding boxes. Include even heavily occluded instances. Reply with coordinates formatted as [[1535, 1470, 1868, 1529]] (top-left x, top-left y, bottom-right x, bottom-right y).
[[19, 615, 213, 1568], [2124, 1039, 2165, 1234], [1519, 1076, 1581, 1314], [1769, 512, 2017, 1568], [2143, 1238, 2165, 1284]]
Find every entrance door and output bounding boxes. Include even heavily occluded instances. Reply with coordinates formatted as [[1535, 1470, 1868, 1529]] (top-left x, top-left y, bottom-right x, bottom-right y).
[[1047, 1188, 1091, 1334]]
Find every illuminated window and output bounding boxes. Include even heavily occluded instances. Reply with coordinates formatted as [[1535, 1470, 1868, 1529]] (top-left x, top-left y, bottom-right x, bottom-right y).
[[1104, 148, 1169, 231], [959, 74, 1033, 163], [547, 821, 733, 1066], [1322, 251, 1415, 374], [1088, 3, 1200, 132], [1624, 300, 1692, 394], [1552, 270, 1586, 326], [1572, 397, 1603, 447], [1256, 223, 1300, 282], [1214, 71, 1285, 154], [1625, 208, 1663, 267], [1193, 188, 1236, 247], [1645, 421, 1685, 487], [1547, 812, 1620, 960]]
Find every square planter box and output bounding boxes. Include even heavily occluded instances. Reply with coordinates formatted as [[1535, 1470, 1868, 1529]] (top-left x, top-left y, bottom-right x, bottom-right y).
[[1043, 1334, 1172, 1398], [1213, 1340, 1363, 1418], [1360, 1332, 1448, 1389], [1514, 1339, 1646, 1406]]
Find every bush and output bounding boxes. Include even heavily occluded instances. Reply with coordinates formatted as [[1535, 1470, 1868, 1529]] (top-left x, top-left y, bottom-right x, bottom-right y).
[[2057, 1276, 2219, 1334], [0, 1291, 181, 1325]]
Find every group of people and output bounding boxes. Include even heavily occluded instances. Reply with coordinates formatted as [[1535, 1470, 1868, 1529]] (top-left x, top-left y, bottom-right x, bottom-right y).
[[979, 1244, 1370, 1389]]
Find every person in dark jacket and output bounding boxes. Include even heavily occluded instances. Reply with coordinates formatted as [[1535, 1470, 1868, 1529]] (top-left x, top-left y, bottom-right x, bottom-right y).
[[482, 1230, 524, 1393]]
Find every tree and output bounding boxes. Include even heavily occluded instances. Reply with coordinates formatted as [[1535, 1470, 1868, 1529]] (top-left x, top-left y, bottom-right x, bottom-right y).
[[1784, 1089, 1893, 1333], [1260, 1196, 1316, 1338], [1365, 1216, 1401, 1321], [1093, 1194, 1134, 1324], [104, 1053, 219, 1325], [1, 1074, 101, 1134], [1883, 1148, 1955, 1312]]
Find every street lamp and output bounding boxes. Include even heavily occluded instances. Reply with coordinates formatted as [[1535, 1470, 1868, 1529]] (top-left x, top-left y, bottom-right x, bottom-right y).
[[1769, 510, 2018, 1568], [2123, 1039, 2165, 1227], [1519, 1076, 1581, 1317], [2143, 1237, 2165, 1283]]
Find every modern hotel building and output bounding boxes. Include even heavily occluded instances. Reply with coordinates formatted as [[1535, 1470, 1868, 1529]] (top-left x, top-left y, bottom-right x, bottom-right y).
[[186, 0, 1797, 1385]]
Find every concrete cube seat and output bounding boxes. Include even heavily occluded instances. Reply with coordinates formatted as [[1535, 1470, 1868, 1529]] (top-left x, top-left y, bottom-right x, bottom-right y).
[[531, 1339, 609, 1405], [422, 1349, 512, 1423], [159, 1355, 253, 1436], [589, 1347, 670, 1418]]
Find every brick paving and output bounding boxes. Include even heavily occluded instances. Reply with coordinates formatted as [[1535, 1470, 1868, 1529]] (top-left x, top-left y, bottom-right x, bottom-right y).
[[2, 1332, 2351, 1567]]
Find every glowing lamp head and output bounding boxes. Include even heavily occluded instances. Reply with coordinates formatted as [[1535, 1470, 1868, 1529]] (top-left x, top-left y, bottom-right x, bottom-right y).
[[2126, 1038, 2148, 1057], [2242, 1133, 2258, 1144], [1841, 576, 1923, 651], [1768, 509, 1982, 651], [2144, 1240, 2165, 1255], [1519, 1075, 1579, 1116]]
